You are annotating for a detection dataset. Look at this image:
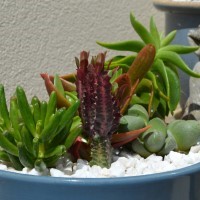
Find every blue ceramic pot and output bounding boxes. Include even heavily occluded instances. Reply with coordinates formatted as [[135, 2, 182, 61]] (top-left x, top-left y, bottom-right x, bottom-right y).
[[153, 0, 200, 106], [0, 162, 200, 200]]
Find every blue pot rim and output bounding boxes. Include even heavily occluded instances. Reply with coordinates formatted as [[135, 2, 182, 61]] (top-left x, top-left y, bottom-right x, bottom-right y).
[[0, 161, 200, 186]]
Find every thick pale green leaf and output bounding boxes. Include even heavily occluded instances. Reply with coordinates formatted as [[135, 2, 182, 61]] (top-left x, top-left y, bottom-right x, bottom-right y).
[[0, 85, 11, 130], [54, 74, 65, 97], [0, 131, 18, 156], [132, 139, 151, 158], [160, 45, 199, 54], [110, 55, 136, 66], [130, 13, 155, 45], [150, 16, 160, 49], [152, 59, 170, 100], [97, 40, 145, 52], [165, 67, 180, 113], [161, 30, 177, 47], [168, 120, 200, 151], [157, 50, 200, 78]]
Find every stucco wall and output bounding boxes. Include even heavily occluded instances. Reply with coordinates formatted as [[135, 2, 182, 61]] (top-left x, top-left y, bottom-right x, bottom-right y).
[[0, 0, 164, 99]]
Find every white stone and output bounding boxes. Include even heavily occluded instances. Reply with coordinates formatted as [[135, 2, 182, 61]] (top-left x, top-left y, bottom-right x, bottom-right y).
[[109, 161, 126, 177], [0, 164, 7, 171], [146, 154, 163, 162], [50, 168, 65, 177], [76, 159, 89, 170], [190, 145, 200, 153], [28, 169, 41, 176], [1, 145, 200, 178]]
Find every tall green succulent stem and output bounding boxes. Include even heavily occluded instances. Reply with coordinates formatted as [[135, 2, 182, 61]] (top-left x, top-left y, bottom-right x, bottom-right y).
[[90, 137, 112, 168]]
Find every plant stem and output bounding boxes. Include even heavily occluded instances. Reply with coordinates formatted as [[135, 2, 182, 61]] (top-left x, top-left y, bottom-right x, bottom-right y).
[[90, 137, 112, 168]]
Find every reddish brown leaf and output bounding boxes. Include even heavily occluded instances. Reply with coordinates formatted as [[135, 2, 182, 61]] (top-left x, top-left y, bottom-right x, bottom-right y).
[[68, 137, 91, 162], [128, 44, 156, 85], [111, 125, 151, 148], [40, 73, 71, 108]]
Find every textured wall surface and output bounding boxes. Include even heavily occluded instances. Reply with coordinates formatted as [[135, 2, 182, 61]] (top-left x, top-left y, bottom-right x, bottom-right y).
[[0, 0, 164, 99]]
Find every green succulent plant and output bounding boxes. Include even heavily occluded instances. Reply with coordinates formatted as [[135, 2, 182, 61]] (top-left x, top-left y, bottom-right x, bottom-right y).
[[121, 104, 200, 157], [97, 12, 200, 117], [0, 85, 80, 171]]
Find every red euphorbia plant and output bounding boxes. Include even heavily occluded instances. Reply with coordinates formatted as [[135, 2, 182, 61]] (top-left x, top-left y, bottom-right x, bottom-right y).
[[41, 44, 155, 168], [75, 51, 121, 167]]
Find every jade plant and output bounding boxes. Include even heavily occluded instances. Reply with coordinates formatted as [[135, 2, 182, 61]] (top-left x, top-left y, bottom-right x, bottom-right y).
[[97, 12, 200, 117], [0, 85, 80, 171]]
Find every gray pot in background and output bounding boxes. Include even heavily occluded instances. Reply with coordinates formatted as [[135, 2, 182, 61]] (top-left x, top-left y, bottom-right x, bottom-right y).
[[153, 0, 200, 107]]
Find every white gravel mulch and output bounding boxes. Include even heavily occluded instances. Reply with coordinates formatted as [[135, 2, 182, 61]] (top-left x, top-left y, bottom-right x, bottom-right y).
[[1, 145, 200, 178]]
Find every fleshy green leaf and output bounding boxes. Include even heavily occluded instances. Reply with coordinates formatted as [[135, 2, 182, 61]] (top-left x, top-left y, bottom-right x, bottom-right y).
[[160, 45, 199, 54], [150, 16, 160, 49], [161, 30, 177, 47], [157, 51, 200, 78], [165, 67, 180, 113], [130, 12, 155, 45], [97, 40, 145, 52]]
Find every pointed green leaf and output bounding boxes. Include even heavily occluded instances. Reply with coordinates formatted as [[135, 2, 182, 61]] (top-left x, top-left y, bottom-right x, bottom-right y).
[[161, 30, 177, 47], [152, 59, 170, 100], [0, 85, 11, 130], [157, 51, 200, 78], [65, 125, 82, 149], [150, 16, 160, 49], [18, 142, 35, 168], [10, 96, 21, 141], [160, 45, 199, 54], [97, 40, 145, 52], [54, 74, 65, 97], [0, 131, 18, 156], [16, 86, 36, 137], [165, 66, 180, 113], [130, 12, 155, 45]]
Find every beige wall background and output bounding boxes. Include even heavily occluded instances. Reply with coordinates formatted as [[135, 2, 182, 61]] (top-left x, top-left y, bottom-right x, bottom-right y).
[[0, 0, 164, 100]]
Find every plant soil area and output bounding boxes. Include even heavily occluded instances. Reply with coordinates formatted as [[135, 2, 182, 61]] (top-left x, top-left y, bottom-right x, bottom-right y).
[[1, 144, 200, 178]]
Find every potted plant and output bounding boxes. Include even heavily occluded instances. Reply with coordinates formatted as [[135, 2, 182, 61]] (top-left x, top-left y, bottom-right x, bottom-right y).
[[153, 0, 200, 106], [0, 12, 200, 200]]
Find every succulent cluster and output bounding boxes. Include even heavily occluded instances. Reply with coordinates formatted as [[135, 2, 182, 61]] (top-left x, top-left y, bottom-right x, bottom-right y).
[[97, 12, 200, 117], [119, 104, 200, 157], [0, 85, 80, 171], [0, 12, 200, 172]]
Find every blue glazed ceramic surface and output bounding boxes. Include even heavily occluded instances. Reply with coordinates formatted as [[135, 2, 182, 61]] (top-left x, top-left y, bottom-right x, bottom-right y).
[[0, 162, 200, 200]]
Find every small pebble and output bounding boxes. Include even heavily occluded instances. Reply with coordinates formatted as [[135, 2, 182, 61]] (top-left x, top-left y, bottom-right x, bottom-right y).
[[50, 168, 65, 177], [1, 145, 200, 178]]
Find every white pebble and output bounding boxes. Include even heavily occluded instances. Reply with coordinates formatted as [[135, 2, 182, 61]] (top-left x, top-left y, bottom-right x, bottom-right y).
[[0, 163, 7, 171], [1, 144, 200, 178], [50, 168, 65, 177], [28, 169, 41, 176], [190, 145, 200, 153], [109, 161, 126, 177], [146, 154, 163, 162], [76, 159, 89, 170]]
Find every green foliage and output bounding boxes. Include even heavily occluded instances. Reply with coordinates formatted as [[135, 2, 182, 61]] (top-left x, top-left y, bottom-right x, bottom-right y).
[[121, 105, 200, 157], [97, 12, 200, 117], [0, 84, 80, 171]]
